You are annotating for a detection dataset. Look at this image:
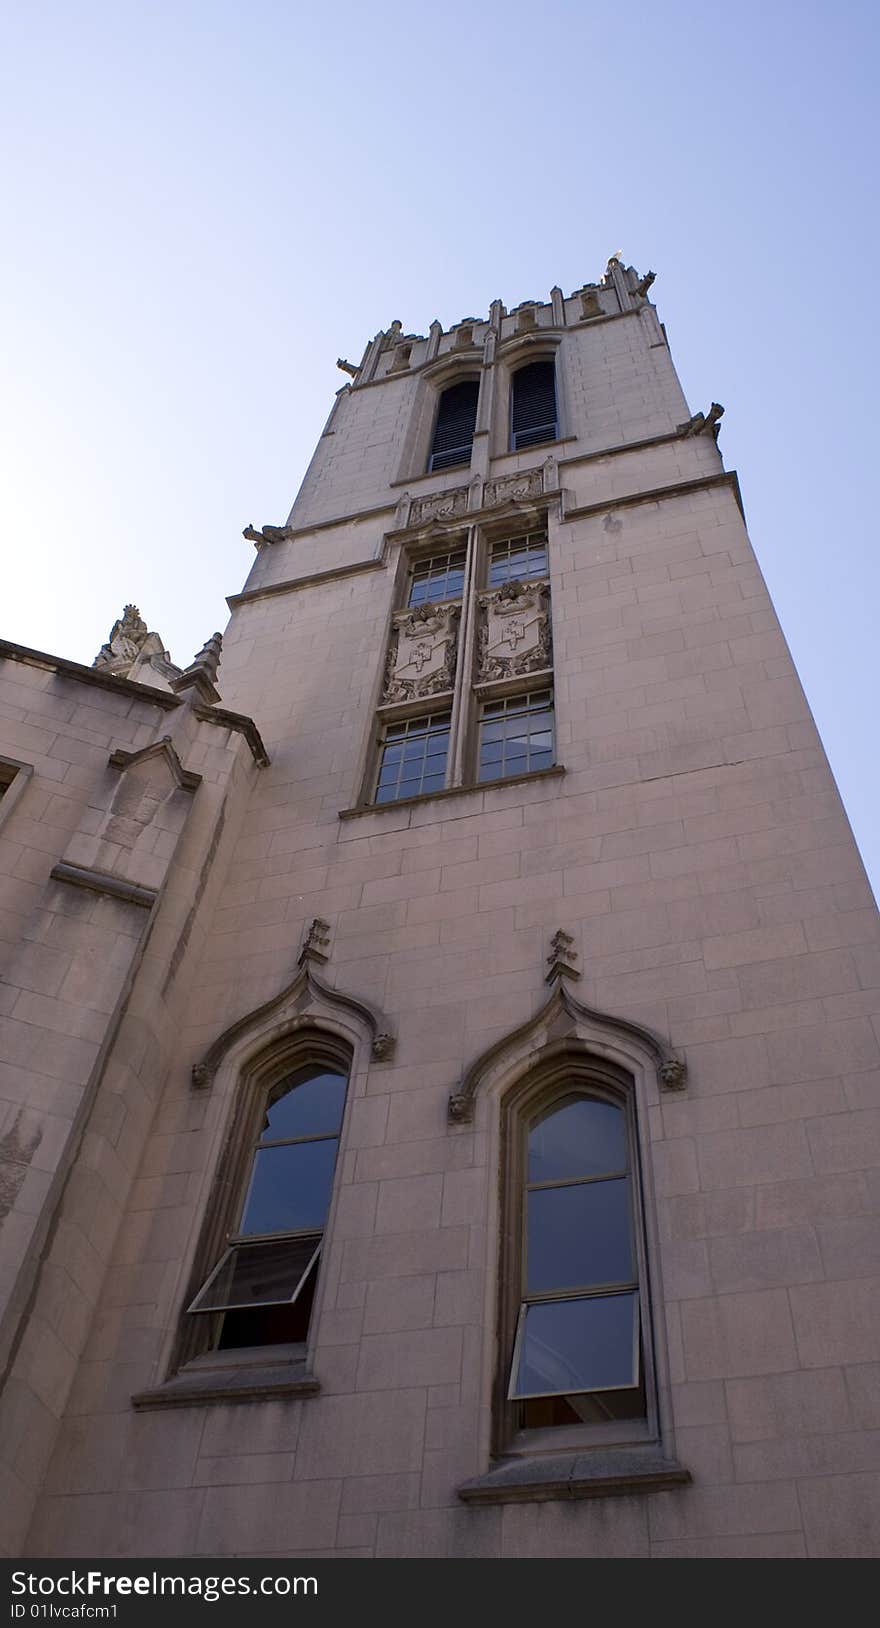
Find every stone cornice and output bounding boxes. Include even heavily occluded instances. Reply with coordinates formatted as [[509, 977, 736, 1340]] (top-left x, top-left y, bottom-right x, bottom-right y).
[[0, 640, 180, 710], [191, 704, 270, 767], [0, 639, 268, 766], [565, 469, 743, 523], [227, 557, 384, 609]]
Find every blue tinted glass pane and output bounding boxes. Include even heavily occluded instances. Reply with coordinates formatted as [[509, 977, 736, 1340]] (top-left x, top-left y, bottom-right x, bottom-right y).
[[529, 1098, 627, 1182], [375, 784, 397, 803], [422, 774, 445, 794], [263, 1069, 348, 1139], [527, 1177, 633, 1291], [479, 760, 504, 782], [482, 740, 504, 763], [240, 1139, 338, 1234], [513, 1293, 638, 1396]]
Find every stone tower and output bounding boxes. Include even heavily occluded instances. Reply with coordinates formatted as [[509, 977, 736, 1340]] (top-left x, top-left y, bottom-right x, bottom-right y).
[[1, 261, 878, 1558]]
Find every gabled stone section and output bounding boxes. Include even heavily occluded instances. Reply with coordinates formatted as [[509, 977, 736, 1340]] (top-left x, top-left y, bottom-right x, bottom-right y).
[[171, 632, 223, 706], [107, 735, 201, 793]]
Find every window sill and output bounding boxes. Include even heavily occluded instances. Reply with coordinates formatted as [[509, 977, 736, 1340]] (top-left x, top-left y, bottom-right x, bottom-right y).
[[457, 1447, 691, 1506], [339, 763, 565, 820], [131, 1360, 321, 1411]]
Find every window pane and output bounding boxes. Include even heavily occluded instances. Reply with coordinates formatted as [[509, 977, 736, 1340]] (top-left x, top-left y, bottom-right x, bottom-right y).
[[526, 1176, 633, 1292], [240, 1139, 338, 1235], [190, 1236, 320, 1312], [262, 1068, 347, 1140], [528, 1098, 627, 1183], [511, 1292, 639, 1397]]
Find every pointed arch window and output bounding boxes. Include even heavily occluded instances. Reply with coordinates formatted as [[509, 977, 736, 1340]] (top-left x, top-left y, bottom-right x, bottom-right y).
[[496, 1059, 654, 1453], [186, 1050, 349, 1353], [428, 378, 479, 472], [510, 359, 558, 451]]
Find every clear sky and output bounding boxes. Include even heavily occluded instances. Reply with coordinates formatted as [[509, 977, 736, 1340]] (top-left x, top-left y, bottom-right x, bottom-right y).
[[2, 2, 878, 895]]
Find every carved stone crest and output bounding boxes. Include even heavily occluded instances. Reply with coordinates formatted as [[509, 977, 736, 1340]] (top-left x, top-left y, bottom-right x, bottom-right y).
[[483, 468, 543, 509], [408, 486, 469, 527], [477, 581, 551, 681], [383, 602, 460, 703]]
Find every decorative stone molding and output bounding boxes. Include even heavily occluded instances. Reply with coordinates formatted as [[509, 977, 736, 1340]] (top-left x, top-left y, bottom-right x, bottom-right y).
[[383, 602, 460, 703], [482, 468, 543, 509], [545, 927, 579, 983], [191, 961, 395, 1090], [678, 403, 724, 439], [49, 862, 157, 910], [447, 978, 687, 1124], [299, 916, 331, 966], [408, 485, 470, 527], [476, 581, 551, 682]]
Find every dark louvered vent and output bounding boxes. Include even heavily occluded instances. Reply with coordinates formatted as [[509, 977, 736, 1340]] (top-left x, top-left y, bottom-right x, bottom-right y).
[[510, 360, 558, 451], [428, 380, 479, 472]]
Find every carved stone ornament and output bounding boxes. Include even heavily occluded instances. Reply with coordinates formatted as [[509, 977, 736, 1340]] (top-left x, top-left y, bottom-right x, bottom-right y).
[[546, 927, 579, 983], [371, 1033, 396, 1062], [659, 1058, 687, 1091], [408, 486, 470, 527], [580, 289, 602, 319], [93, 604, 176, 683], [677, 403, 724, 440], [483, 468, 543, 509], [299, 917, 331, 966], [477, 581, 551, 682], [383, 602, 460, 703]]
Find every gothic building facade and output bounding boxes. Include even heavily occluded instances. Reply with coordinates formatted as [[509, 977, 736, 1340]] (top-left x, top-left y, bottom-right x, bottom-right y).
[[1, 262, 878, 1558]]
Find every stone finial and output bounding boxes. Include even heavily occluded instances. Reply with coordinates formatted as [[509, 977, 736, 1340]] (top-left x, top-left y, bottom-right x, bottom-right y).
[[299, 917, 331, 966], [93, 604, 177, 685], [170, 632, 223, 706], [546, 928, 580, 983], [677, 403, 724, 440]]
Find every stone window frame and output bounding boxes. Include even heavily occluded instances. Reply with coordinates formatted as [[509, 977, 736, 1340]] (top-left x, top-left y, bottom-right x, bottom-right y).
[[393, 356, 487, 489], [360, 508, 555, 808], [488, 333, 572, 464], [167, 1029, 353, 1383], [0, 756, 34, 834], [494, 1052, 657, 1461]]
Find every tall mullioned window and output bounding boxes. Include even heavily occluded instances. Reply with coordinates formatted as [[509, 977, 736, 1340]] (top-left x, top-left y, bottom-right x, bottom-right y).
[[365, 521, 556, 807]]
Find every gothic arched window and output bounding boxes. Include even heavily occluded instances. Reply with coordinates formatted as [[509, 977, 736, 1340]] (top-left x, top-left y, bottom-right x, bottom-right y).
[[496, 1061, 653, 1452], [510, 359, 558, 451], [428, 378, 479, 472], [186, 1049, 349, 1353]]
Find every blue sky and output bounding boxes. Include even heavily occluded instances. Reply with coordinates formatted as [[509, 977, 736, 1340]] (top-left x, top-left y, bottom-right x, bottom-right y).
[[2, 2, 878, 894]]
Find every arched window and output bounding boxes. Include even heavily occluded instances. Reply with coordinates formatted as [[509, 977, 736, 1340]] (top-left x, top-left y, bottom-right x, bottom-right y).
[[497, 1062, 652, 1452], [428, 378, 479, 472], [187, 1051, 349, 1353], [510, 359, 558, 451]]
